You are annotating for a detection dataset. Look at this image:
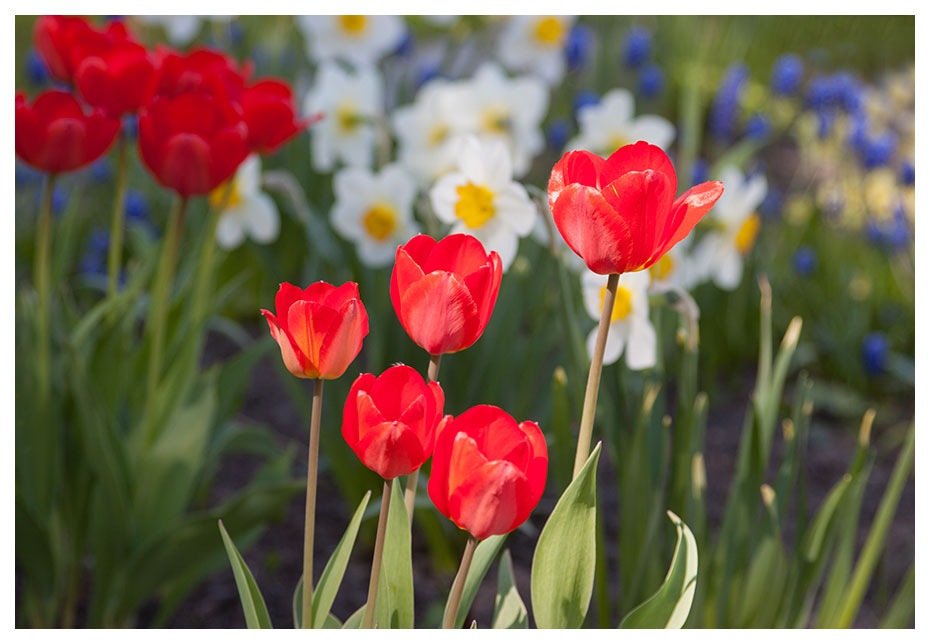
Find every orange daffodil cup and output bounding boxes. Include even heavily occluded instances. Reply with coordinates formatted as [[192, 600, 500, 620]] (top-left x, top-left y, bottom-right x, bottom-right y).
[[549, 141, 724, 476], [262, 281, 368, 629]]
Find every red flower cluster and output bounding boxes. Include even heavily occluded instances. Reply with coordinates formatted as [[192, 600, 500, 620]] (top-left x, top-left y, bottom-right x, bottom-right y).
[[548, 141, 724, 275], [17, 15, 312, 188]]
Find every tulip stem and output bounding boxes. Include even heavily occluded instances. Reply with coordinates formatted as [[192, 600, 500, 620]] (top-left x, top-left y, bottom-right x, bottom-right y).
[[142, 196, 187, 445], [404, 353, 442, 523], [443, 535, 479, 628], [301, 378, 324, 628], [106, 135, 128, 302], [363, 477, 393, 629], [573, 272, 619, 478], [191, 203, 223, 332], [35, 173, 55, 403]]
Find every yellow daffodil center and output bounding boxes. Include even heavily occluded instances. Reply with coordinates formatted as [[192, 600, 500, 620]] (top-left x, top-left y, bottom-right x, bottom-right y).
[[735, 213, 761, 254], [455, 182, 496, 229], [339, 15, 366, 34], [428, 123, 450, 146], [534, 17, 564, 45], [337, 103, 363, 133], [481, 107, 511, 134], [362, 204, 397, 241], [209, 177, 242, 210], [650, 253, 675, 281], [601, 285, 633, 323]]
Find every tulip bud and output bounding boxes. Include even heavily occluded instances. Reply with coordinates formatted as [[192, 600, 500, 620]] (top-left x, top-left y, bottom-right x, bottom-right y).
[[428, 405, 547, 540], [342, 365, 444, 480], [390, 234, 503, 355], [261, 281, 369, 380]]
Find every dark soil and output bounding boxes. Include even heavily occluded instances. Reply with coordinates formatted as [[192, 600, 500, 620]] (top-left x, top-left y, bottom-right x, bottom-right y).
[[165, 333, 914, 629]]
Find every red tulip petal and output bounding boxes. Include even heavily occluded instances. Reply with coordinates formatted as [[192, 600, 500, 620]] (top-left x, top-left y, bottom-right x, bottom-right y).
[[399, 271, 479, 355], [424, 381, 445, 454], [208, 123, 249, 191], [427, 414, 456, 516], [286, 300, 339, 371], [391, 245, 427, 325], [353, 421, 426, 479], [400, 234, 438, 267], [158, 132, 213, 196], [316, 298, 368, 379], [448, 460, 531, 540], [461, 251, 502, 346], [355, 391, 388, 440], [369, 364, 426, 420], [552, 183, 635, 274], [448, 431, 489, 493], [323, 281, 362, 310], [601, 169, 675, 269], [275, 282, 310, 320], [262, 309, 314, 378], [652, 180, 726, 262], [600, 141, 677, 195], [423, 233, 493, 276], [519, 421, 548, 505], [341, 372, 377, 446]]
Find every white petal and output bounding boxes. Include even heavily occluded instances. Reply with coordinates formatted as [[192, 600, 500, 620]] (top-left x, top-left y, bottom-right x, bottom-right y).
[[713, 248, 744, 290], [243, 194, 280, 244], [216, 211, 246, 250], [494, 183, 536, 235], [588, 323, 626, 365], [602, 89, 635, 123], [356, 237, 398, 268], [481, 219, 519, 271], [235, 155, 262, 196], [625, 316, 657, 370], [631, 115, 677, 149], [429, 173, 466, 224], [581, 270, 608, 320]]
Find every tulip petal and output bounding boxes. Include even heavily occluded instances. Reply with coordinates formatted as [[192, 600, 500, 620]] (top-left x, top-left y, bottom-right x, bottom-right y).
[[601, 169, 674, 270], [342, 372, 378, 445], [461, 254, 503, 347], [390, 245, 427, 321], [427, 415, 456, 516], [552, 183, 635, 275], [316, 298, 368, 379], [448, 431, 490, 493], [652, 180, 726, 262], [600, 141, 677, 195], [354, 421, 426, 479], [286, 300, 339, 371], [399, 271, 479, 355], [448, 460, 531, 540], [262, 309, 313, 378], [368, 364, 426, 420], [423, 233, 493, 276], [519, 421, 548, 506]]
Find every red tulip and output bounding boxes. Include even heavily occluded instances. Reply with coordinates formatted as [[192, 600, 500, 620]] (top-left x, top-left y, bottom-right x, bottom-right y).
[[137, 92, 248, 197], [15, 90, 120, 174], [241, 79, 318, 154], [428, 405, 547, 540], [342, 365, 444, 479], [155, 46, 251, 102], [548, 141, 725, 275], [33, 15, 94, 83], [261, 281, 369, 380], [390, 234, 503, 356], [73, 35, 159, 117]]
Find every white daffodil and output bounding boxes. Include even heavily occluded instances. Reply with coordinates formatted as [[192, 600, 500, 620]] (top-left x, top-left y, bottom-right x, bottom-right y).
[[296, 15, 405, 68], [647, 242, 701, 292], [456, 63, 549, 178], [498, 15, 576, 85], [690, 166, 767, 290], [429, 136, 536, 270], [391, 79, 469, 187], [582, 269, 656, 370], [330, 163, 419, 268], [210, 155, 279, 250], [304, 63, 382, 172], [567, 89, 676, 157]]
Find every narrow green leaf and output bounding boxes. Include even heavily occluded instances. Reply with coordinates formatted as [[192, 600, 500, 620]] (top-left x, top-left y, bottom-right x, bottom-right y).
[[733, 537, 787, 627], [802, 474, 851, 562], [305, 491, 371, 627], [531, 443, 601, 628], [444, 533, 507, 629], [493, 550, 528, 629], [879, 563, 914, 628], [619, 511, 699, 629], [374, 479, 414, 628], [833, 425, 915, 628], [342, 605, 365, 629], [217, 520, 273, 629]]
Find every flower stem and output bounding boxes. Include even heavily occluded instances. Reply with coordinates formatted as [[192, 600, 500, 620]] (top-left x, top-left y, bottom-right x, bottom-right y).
[[443, 535, 479, 629], [404, 353, 442, 523], [363, 477, 394, 629], [142, 196, 187, 445], [573, 272, 619, 478], [35, 174, 56, 403], [106, 135, 128, 301], [301, 378, 324, 628], [190, 204, 223, 332]]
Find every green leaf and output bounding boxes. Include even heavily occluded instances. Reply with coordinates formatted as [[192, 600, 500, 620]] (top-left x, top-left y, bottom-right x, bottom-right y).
[[374, 480, 414, 628], [342, 605, 365, 629], [733, 537, 787, 627], [290, 491, 372, 628], [218, 520, 273, 629], [531, 443, 601, 628], [444, 533, 507, 629], [493, 550, 528, 629], [879, 563, 914, 628], [619, 511, 698, 629]]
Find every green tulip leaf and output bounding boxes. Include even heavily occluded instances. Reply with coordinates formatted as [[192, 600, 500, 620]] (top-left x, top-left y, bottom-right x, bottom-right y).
[[342, 605, 365, 629], [493, 549, 528, 628], [218, 520, 273, 629], [619, 511, 698, 629], [444, 533, 507, 629], [531, 443, 601, 628], [374, 480, 414, 628]]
